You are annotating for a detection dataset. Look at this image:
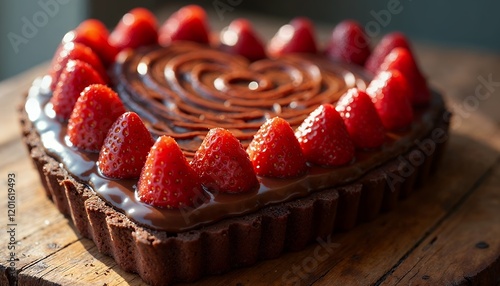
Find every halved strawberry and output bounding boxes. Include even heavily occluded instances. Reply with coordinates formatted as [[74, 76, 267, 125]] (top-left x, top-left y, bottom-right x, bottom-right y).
[[295, 104, 355, 166], [67, 84, 126, 152], [366, 70, 414, 131], [325, 20, 371, 66], [109, 7, 158, 50], [98, 112, 154, 179], [267, 17, 317, 57], [158, 5, 210, 46], [335, 88, 386, 149], [219, 19, 266, 61], [62, 19, 118, 66], [365, 32, 412, 74], [191, 128, 259, 194], [247, 117, 307, 178], [50, 60, 105, 120], [378, 47, 430, 106], [49, 42, 108, 91], [137, 135, 204, 209]]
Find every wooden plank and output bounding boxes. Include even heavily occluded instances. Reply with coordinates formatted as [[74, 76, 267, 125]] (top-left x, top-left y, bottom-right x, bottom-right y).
[[18, 239, 145, 286], [5, 219, 80, 269], [0, 94, 23, 147], [311, 140, 500, 286], [0, 141, 68, 240], [0, 163, 76, 281], [416, 44, 500, 126], [381, 160, 500, 285], [0, 63, 47, 100]]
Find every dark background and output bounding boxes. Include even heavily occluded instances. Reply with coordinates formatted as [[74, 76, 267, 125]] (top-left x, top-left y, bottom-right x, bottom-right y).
[[1, 0, 498, 81]]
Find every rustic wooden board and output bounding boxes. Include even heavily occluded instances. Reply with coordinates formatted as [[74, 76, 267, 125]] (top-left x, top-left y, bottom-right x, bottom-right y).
[[1, 15, 500, 286], [383, 160, 500, 285]]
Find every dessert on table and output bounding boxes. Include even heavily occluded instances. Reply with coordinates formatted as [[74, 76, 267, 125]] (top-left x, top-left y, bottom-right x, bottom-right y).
[[19, 5, 450, 285]]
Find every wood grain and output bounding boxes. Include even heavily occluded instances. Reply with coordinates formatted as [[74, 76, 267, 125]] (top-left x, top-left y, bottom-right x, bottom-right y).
[[1, 18, 500, 286], [383, 161, 500, 285]]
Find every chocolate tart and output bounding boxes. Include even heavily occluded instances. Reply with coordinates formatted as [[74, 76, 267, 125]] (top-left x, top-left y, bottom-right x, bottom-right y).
[[19, 17, 450, 286]]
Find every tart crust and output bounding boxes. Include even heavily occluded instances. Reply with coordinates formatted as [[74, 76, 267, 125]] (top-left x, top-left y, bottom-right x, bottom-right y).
[[19, 97, 450, 285]]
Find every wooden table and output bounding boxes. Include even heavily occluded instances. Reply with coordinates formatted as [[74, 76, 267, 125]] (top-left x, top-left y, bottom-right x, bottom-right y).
[[1, 13, 500, 286]]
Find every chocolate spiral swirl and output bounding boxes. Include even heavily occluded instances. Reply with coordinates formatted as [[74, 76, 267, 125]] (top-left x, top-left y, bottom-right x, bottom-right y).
[[112, 42, 368, 156]]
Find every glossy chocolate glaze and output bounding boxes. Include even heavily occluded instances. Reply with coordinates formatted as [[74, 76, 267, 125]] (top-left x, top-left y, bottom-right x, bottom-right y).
[[25, 43, 444, 232], [113, 42, 369, 156]]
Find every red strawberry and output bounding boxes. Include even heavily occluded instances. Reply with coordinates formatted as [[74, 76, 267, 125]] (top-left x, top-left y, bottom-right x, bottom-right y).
[[67, 84, 126, 152], [267, 17, 317, 57], [62, 19, 119, 66], [378, 47, 430, 106], [191, 128, 259, 194], [50, 60, 105, 120], [247, 117, 307, 178], [158, 5, 210, 46], [76, 19, 110, 39], [366, 70, 414, 131], [109, 7, 158, 50], [325, 20, 371, 66], [219, 19, 266, 61], [49, 42, 108, 91], [365, 32, 412, 74], [295, 104, 355, 167], [98, 112, 155, 179], [137, 135, 204, 209], [335, 88, 386, 149]]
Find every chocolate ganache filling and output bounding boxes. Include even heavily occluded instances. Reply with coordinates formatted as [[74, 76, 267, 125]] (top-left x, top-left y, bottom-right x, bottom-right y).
[[113, 42, 368, 156], [25, 42, 444, 232]]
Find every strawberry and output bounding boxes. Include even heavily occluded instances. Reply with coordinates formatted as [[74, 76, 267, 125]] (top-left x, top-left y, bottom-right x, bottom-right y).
[[67, 84, 126, 152], [49, 42, 108, 91], [76, 19, 109, 36], [366, 70, 414, 131], [50, 60, 105, 120], [109, 7, 158, 51], [62, 19, 118, 67], [98, 112, 155, 179], [378, 47, 430, 106], [247, 117, 307, 178], [267, 17, 317, 57], [295, 104, 355, 167], [365, 32, 412, 74], [325, 20, 371, 66], [137, 135, 204, 209], [335, 88, 386, 149], [158, 5, 210, 46], [219, 19, 266, 61], [191, 128, 259, 194]]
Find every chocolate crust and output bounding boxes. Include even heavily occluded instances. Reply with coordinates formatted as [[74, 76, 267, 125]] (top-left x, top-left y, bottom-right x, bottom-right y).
[[19, 102, 450, 285]]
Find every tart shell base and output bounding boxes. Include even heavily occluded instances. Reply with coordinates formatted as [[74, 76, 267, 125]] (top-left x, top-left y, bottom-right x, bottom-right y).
[[19, 102, 450, 285]]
